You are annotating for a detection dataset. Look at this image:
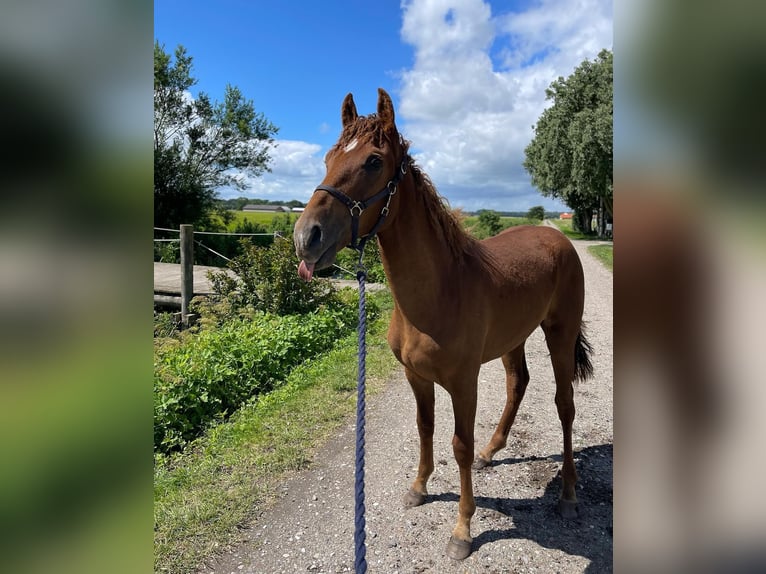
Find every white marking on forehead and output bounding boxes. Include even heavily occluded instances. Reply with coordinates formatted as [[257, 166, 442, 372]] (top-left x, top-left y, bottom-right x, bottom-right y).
[[343, 138, 359, 153]]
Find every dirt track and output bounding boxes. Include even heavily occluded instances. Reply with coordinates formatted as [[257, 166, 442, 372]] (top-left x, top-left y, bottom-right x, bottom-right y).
[[201, 235, 613, 574]]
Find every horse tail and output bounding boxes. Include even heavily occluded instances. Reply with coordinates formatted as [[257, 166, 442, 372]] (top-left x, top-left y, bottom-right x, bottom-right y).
[[574, 325, 595, 382]]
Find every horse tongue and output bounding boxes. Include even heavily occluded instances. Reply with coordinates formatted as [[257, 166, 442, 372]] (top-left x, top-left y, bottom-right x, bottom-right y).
[[298, 260, 315, 282]]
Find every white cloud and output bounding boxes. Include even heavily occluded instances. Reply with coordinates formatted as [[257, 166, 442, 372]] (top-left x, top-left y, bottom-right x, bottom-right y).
[[397, 0, 612, 211], [218, 139, 325, 202], [220, 1, 612, 213]]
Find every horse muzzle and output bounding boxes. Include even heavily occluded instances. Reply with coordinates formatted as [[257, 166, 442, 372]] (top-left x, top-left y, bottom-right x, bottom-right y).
[[293, 213, 345, 281]]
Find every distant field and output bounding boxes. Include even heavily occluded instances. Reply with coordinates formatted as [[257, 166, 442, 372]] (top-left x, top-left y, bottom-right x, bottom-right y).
[[499, 216, 534, 228], [210, 209, 301, 231], [462, 215, 535, 232], [225, 211, 532, 234], [228, 210, 300, 227]]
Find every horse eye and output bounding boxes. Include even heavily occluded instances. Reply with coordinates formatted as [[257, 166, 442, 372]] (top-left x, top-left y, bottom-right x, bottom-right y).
[[365, 155, 382, 170]]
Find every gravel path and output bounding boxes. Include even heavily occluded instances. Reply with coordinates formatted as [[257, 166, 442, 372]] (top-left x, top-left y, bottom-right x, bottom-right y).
[[202, 236, 613, 574]]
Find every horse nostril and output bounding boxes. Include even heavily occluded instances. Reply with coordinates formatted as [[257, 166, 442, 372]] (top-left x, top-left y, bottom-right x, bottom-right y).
[[308, 224, 322, 249]]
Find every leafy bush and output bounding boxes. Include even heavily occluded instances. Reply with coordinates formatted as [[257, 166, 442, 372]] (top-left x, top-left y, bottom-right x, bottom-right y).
[[198, 238, 339, 325], [268, 212, 294, 238], [332, 240, 387, 283], [464, 215, 533, 239], [193, 218, 273, 266], [154, 311, 180, 338], [471, 210, 503, 239], [153, 231, 384, 453], [154, 239, 180, 263], [154, 306, 357, 452]]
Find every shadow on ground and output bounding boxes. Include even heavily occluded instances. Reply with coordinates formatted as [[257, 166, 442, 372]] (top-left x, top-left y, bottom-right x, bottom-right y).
[[427, 443, 613, 573]]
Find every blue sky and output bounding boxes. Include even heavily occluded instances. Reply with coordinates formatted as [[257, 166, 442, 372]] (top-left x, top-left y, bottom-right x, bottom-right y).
[[155, 0, 612, 212]]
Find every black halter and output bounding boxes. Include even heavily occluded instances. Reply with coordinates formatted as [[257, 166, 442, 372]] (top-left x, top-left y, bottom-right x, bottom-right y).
[[314, 157, 409, 253]]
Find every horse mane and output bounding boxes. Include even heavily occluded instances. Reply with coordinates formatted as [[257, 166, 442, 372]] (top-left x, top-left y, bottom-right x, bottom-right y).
[[406, 161, 469, 254], [408, 155, 503, 278]]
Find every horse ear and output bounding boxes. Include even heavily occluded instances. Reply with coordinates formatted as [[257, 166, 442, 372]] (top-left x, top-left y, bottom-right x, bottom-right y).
[[377, 88, 396, 133], [341, 93, 358, 128]]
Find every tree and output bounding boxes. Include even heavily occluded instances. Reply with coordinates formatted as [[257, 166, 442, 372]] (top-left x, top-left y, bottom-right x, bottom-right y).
[[526, 205, 545, 221], [154, 42, 278, 229], [475, 209, 503, 238], [523, 49, 612, 236]]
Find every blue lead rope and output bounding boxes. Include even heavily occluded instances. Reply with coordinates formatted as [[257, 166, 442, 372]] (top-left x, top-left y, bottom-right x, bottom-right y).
[[354, 262, 368, 574]]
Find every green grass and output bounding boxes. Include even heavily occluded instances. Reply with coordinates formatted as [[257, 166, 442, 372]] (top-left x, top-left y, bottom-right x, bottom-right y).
[[462, 216, 537, 238], [206, 210, 300, 231], [549, 219, 612, 270], [499, 216, 533, 227], [462, 215, 534, 230], [587, 244, 613, 271], [153, 290, 399, 574], [228, 210, 300, 227], [548, 218, 596, 240]]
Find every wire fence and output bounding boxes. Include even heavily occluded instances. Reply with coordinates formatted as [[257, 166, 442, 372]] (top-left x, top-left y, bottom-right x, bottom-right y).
[[153, 226, 286, 266], [153, 226, 357, 278]]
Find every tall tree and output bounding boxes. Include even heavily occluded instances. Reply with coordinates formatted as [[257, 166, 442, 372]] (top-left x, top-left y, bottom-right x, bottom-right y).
[[523, 49, 612, 235], [154, 42, 278, 229], [526, 205, 545, 221]]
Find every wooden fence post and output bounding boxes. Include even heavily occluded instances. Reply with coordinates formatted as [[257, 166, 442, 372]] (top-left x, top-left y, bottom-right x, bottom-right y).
[[180, 224, 194, 326]]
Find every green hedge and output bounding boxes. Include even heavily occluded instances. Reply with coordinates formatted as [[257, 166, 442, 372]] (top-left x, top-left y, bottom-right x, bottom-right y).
[[154, 306, 357, 452]]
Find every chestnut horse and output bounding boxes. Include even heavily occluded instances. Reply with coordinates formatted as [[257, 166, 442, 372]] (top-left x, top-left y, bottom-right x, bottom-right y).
[[294, 89, 593, 560]]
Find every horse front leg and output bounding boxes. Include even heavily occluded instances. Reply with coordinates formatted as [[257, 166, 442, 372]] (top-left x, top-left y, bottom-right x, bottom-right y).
[[403, 368, 435, 508], [446, 381, 478, 560]]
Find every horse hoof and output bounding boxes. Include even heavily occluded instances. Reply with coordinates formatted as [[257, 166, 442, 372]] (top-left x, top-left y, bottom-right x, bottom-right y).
[[472, 456, 491, 470], [446, 535, 472, 560], [403, 488, 426, 508], [556, 498, 580, 519]]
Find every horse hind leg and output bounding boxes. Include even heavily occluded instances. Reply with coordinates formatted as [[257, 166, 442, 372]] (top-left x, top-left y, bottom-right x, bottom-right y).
[[542, 322, 589, 519], [473, 344, 530, 469], [403, 367, 435, 508]]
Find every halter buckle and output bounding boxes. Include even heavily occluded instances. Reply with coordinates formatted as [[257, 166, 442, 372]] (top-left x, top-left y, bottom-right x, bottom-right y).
[[381, 190, 395, 217], [350, 202, 364, 217]]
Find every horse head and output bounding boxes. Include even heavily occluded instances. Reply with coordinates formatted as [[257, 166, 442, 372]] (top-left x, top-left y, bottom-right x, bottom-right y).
[[294, 88, 406, 280]]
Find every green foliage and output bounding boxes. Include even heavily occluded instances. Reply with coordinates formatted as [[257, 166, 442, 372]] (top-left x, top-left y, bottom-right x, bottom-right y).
[[268, 212, 294, 238], [524, 49, 612, 220], [550, 218, 596, 241], [588, 244, 613, 271], [154, 42, 278, 229], [468, 210, 504, 239], [153, 239, 179, 263], [332, 240, 387, 283], [464, 215, 531, 238], [224, 210, 300, 228], [153, 290, 395, 574], [526, 205, 546, 221], [200, 238, 338, 322], [154, 311, 180, 338], [190, 218, 273, 266], [216, 207, 235, 228], [154, 307, 357, 452]]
